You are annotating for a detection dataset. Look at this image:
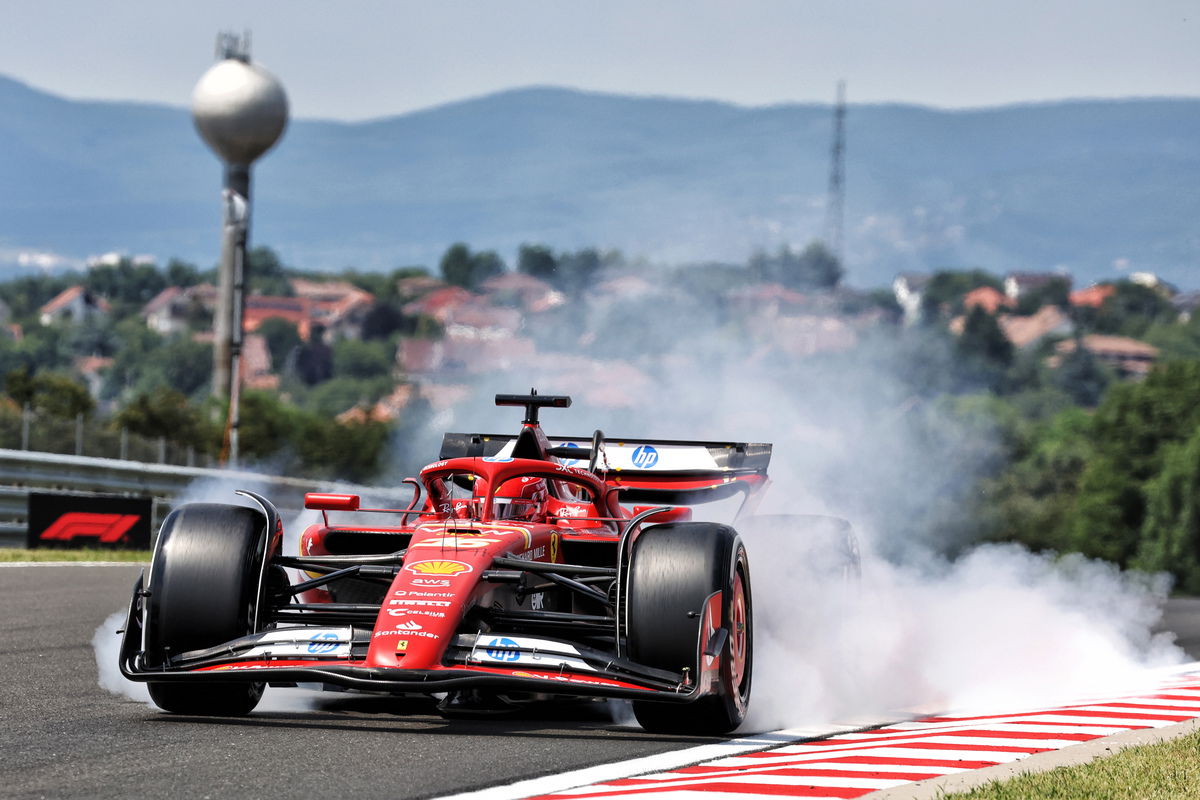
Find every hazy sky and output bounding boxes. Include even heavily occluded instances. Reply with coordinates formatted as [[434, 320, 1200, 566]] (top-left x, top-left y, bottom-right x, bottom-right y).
[[2, 0, 1198, 120]]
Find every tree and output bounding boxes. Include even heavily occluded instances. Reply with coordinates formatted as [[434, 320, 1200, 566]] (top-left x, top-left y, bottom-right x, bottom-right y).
[[1088, 281, 1174, 337], [114, 390, 216, 452], [246, 246, 294, 296], [4, 368, 94, 418], [332, 338, 394, 380], [919, 269, 1004, 320], [439, 243, 504, 290], [749, 242, 843, 291], [1053, 337, 1112, 406], [1136, 429, 1200, 592], [1015, 277, 1071, 315], [84, 258, 166, 310], [517, 244, 558, 282], [255, 318, 302, 372], [955, 306, 1013, 390], [166, 258, 202, 288]]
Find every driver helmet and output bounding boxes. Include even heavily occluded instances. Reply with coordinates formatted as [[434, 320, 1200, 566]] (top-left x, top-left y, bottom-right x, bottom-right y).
[[492, 477, 547, 521]]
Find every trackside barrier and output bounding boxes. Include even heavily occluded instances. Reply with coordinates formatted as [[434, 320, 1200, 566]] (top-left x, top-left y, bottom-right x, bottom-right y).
[[0, 448, 408, 548]]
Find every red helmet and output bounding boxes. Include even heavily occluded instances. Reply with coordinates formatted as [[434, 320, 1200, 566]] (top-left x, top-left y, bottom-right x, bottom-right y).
[[492, 477, 547, 521]]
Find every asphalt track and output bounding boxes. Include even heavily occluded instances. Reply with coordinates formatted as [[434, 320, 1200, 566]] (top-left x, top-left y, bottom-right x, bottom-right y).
[[2, 565, 1199, 800]]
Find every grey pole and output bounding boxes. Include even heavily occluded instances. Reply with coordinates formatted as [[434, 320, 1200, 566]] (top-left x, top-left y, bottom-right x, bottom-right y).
[[191, 32, 287, 467]]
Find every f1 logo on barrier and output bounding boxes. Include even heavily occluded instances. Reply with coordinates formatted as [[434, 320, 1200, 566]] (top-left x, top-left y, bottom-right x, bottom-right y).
[[27, 493, 152, 549], [40, 513, 139, 543]]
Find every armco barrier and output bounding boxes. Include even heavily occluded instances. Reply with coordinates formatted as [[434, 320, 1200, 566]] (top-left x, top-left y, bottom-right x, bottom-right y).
[[0, 448, 409, 548]]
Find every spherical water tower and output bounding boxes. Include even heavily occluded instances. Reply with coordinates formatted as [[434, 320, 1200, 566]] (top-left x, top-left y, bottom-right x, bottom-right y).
[[192, 32, 288, 466]]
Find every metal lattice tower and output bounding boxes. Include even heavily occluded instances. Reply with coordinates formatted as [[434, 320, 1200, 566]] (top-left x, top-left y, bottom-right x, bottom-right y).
[[824, 81, 847, 266]]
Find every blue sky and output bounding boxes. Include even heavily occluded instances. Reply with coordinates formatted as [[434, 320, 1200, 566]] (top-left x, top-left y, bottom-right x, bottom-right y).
[[2, 0, 1198, 120]]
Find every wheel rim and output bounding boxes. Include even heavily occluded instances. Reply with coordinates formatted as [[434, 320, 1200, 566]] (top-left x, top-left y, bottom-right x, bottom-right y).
[[730, 569, 748, 690]]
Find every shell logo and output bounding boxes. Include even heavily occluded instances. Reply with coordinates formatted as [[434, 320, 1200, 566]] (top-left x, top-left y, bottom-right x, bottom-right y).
[[404, 559, 473, 576]]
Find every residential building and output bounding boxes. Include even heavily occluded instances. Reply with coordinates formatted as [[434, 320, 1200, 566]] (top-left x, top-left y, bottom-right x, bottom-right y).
[[39, 286, 110, 326]]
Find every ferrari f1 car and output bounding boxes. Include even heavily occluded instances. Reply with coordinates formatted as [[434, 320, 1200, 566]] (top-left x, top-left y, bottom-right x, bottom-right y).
[[120, 391, 799, 734]]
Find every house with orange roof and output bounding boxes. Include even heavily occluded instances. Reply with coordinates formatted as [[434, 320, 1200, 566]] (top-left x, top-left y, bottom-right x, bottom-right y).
[[39, 286, 110, 326], [963, 286, 1013, 315], [1053, 335, 1159, 377], [1069, 284, 1116, 309]]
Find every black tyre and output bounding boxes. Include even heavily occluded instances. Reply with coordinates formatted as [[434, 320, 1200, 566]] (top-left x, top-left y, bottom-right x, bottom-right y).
[[626, 523, 752, 735], [144, 503, 267, 715], [740, 514, 860, 581]]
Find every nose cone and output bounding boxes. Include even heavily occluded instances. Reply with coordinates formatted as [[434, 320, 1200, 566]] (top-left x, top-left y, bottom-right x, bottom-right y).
[[191, 59, 289, 166]]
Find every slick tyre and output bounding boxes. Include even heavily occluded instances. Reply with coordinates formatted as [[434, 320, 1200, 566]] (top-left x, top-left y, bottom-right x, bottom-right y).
[[627, 523, 752, 735], [144, 503, 267, 715]]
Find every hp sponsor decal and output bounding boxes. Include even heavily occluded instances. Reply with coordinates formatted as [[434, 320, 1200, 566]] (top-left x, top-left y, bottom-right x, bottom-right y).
[[307, 632, 340, 654], [631, 445, 659, 469], [482, 456, 514, 463], [485, 637, 520, 662]]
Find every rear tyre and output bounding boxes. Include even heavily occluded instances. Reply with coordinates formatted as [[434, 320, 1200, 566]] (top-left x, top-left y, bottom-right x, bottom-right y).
[[627, 523, 752, 735], [144, 503, 267, 715]]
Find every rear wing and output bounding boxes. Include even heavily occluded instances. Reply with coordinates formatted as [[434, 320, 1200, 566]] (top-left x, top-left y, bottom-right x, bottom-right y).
[[439, 433, 771, 504]]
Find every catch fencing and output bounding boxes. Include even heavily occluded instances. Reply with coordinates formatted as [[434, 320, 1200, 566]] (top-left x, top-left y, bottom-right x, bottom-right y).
[[0, 448, 407, 548]]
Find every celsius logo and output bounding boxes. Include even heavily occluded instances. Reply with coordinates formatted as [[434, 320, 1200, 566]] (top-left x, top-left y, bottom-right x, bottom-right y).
[[307, 632, 340, 654], [485, 637, 520, 662], [631, 445, 659, 469]]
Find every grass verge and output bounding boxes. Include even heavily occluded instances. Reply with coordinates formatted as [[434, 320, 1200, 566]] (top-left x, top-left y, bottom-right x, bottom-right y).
[[0, 548, 150, 562], [948, 728, 1200, 799]]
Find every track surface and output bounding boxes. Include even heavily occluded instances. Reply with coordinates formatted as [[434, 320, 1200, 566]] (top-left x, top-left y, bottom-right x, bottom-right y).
[[2, 565, 1198, 800], [0, 565, 719, 800]]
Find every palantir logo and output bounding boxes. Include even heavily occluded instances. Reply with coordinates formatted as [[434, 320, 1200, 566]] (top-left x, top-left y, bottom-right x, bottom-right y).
[[485, 637, 520, 662], [307, 632, 340, 654], [631, 445, 659, 469]]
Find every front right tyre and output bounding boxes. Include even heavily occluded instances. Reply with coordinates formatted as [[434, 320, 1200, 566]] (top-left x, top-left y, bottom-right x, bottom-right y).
[[143, 503, 267, 715], [626, 522, 752, 735]]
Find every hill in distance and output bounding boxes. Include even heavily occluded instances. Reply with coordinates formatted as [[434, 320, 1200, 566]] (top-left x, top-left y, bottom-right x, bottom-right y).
[[1, 73, 1198, 288]]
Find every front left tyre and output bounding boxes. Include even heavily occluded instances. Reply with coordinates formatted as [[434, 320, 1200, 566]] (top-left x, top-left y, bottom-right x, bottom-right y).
[[143, 503, 267, 715]]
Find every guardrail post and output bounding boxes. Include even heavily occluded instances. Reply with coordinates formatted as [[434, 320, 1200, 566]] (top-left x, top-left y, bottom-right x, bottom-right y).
[[120, 428, 128, 461], [21, 405, 30, 451], [158, 437, 166, 464], [75, 413, 84, 456]]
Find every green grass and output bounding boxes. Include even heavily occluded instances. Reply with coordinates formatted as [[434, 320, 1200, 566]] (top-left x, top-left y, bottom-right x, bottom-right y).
[[947, 729, 1200, 799], [0, 548, 150, 562]]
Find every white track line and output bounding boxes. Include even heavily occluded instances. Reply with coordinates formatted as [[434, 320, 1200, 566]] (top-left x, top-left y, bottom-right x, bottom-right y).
[[428, 722, 893, 800]]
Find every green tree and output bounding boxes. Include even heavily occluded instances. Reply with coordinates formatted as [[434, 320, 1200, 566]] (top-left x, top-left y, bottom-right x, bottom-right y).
[[246, 246, 294, 296], [333, 338, 394, 380], [4, 368, 94, 418], [1088, 281, 1175, 337], [84, 258, 166, 311], [255, 317, 302, 372], [166, 258, 202, 288], [918, 269, 1004, 321], [1053, 338, 1112, 406], [1016, 277, 1071, 315], [114, 390, 216, 452], [749, 242, 843, 291], [1136, 429, 1200, 592], [439, 243, 504, 290], [517, 244, 558, 282]]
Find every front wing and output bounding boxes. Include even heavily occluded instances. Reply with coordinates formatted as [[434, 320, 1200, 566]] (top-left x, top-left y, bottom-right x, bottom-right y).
[[117, 580, 719, 704]]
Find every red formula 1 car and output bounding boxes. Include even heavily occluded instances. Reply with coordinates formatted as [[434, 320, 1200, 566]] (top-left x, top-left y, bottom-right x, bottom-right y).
[[119, 391, 770, 733]]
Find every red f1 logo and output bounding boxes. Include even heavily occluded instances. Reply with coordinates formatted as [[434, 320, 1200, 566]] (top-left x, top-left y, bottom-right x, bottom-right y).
[[39, 513, 140, 544]]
